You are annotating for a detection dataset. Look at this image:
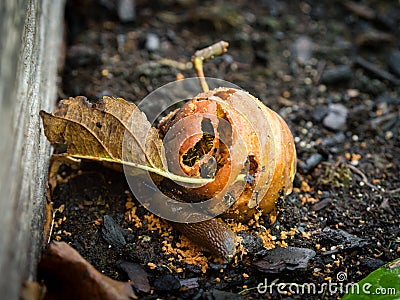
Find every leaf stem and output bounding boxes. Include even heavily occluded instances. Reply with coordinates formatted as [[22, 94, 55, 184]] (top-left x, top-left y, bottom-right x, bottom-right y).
[[70, 155, 214, 184], [192, 41, 229, 92]]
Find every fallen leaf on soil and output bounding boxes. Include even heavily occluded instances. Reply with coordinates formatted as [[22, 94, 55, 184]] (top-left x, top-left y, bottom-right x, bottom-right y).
[[40, 95, 162, 172], [117, 261, 151, 293], [40, 96, 210, 184], [38, 241, 137, 300], [342, 258, 400, 299], [253, 246, 316, 273]]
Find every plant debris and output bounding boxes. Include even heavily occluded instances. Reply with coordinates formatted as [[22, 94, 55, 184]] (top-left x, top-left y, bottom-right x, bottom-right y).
[[38, 242, 137, 300], [117, 260, 150, 293], [253, 246, 316, 274]]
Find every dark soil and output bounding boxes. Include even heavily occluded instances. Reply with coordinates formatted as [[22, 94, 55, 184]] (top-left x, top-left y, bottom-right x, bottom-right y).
[[47, 0, 400, 299]]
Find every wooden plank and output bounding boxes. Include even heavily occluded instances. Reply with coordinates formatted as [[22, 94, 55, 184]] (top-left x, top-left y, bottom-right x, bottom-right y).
[[0, 0, 65, 298]]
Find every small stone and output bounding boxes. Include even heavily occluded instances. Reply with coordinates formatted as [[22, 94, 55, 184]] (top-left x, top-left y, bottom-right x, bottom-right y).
[[117, 0, 135, 22], [102, 215, 126, 248], [312, 105, 329, 122], [293, 36, 313, 65], [320, 65, 353, 84], [385, 131, 393, 140], [237, 233, 263, 254], [319, 228, 369, 250], [322, 103, 348, 131], [208, 261, 228, 271], [347, 89, 360, 98], [179, 278, 199, 289], [273, 31, 285, 40], [302, 153, 324, 174], [304, 77, 313, 85], [320, 132, 346, 147], [360, 258, 385, 271], [145, 33, 160, 51], [318, 84, 327, 93]]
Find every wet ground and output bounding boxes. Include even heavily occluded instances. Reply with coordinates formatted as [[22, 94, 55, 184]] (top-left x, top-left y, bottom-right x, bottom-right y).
[[45, 0, 400, 299]]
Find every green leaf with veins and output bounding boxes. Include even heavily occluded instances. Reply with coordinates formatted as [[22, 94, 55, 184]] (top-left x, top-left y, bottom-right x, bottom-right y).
[[341, 258, 400, 300]]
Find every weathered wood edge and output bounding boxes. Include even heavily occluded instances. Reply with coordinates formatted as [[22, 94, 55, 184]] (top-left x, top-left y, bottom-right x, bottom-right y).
[[0, 0, 65, 298]]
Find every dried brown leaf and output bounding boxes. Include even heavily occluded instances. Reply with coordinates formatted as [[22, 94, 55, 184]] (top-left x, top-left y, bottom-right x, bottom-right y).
[[41, 96, 162, 169], [39, 241, 137, 300], [95, 96, 165, 169], [40, 96, 211, 184], [117, 261, 151, 293]]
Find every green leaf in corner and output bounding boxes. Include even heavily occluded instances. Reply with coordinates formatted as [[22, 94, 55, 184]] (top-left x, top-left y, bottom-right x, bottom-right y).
[[342, 258, 400, 300]]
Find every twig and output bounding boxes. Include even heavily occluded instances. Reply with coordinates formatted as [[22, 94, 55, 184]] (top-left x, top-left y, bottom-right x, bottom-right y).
[[355, 56, 400, 85], [70, 154, 214, 184], [192, 41, 229, 92], [314, 60, 326, 84], [346, 163, 377, 190], [340, 0, 376, 20], [238, 286, 259, 295], [387, 187, 400, 194], [158, 58, 191, 70]]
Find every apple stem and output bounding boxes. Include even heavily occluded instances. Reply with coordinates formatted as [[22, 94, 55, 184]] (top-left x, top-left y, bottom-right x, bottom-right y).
[[192, 41, 229, 92]]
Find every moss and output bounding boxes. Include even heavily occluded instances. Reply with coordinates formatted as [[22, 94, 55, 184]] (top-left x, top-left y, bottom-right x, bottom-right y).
[[319, 163, 353, 188]]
